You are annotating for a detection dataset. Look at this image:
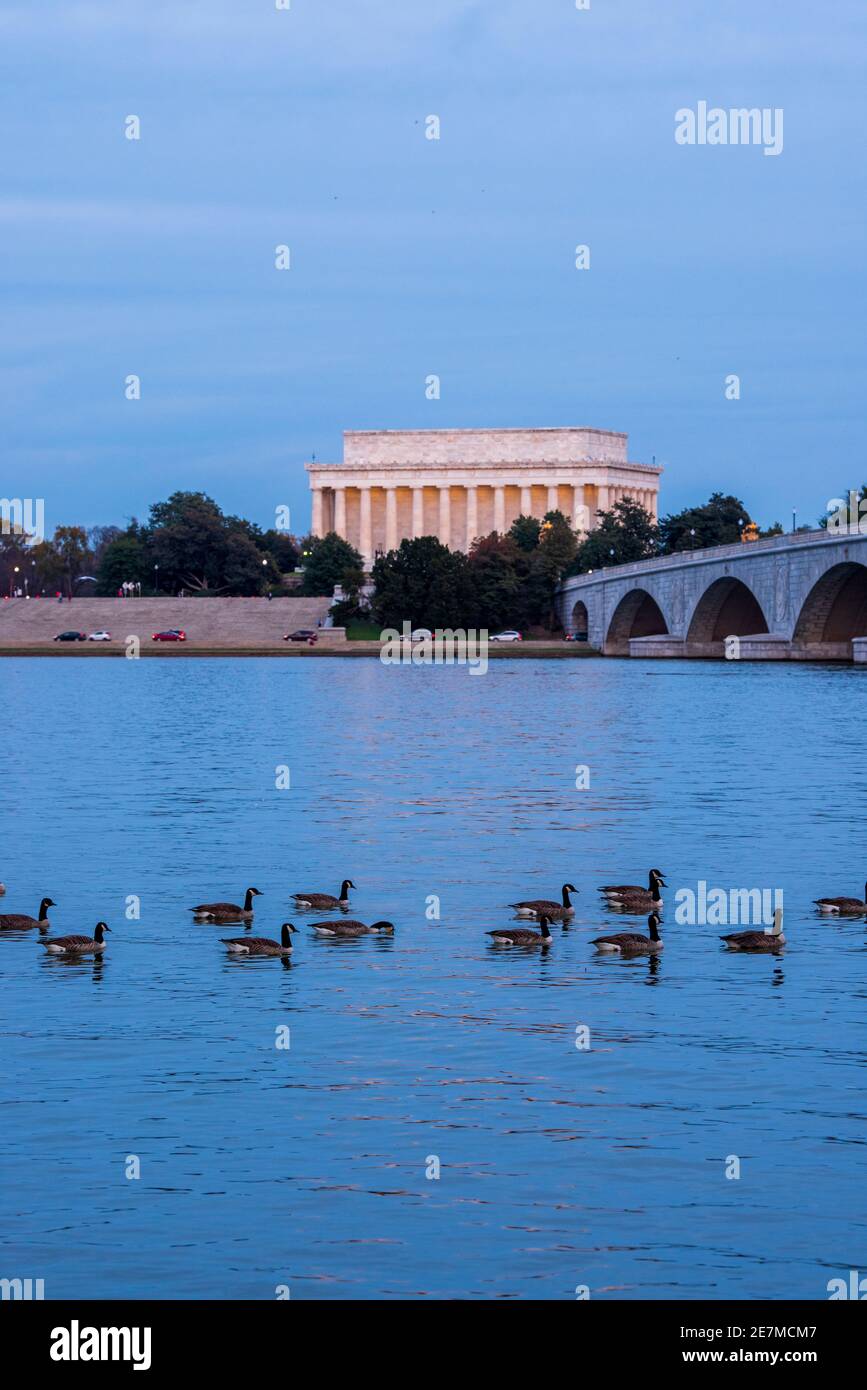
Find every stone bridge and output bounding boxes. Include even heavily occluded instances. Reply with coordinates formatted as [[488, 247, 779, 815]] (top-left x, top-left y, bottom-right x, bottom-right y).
[[555, 528, 867, 661]]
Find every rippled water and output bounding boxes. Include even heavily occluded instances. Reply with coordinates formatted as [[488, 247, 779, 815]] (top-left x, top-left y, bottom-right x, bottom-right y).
[[1, 656, 865, 1300]]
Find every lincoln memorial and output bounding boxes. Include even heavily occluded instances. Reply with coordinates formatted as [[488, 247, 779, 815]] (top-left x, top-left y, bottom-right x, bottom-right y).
[[306, 427, 661, 565]]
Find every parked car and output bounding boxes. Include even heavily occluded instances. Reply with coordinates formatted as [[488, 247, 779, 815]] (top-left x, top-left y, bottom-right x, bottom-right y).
[[152, 629, 186, 642], [489, 630, 523, 643], [284, 629, 318, 643], [88, 630, 112, 642], [410, 628, 433, 643], [564, 632, 588, 643], [54, 630, 87, 642]]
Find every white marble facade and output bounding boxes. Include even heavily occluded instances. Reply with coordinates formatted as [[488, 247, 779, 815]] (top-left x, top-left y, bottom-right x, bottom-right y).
[[306, 428, 661, 565]]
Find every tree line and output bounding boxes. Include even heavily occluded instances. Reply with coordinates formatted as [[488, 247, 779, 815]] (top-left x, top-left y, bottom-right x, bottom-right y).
[[2, 487, 797, 627], [0, 492, 302, 598]]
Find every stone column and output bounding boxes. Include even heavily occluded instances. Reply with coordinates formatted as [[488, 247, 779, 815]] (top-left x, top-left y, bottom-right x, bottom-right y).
[[547, 484, 559, 514], [520, 485, 532, 516], [597, 485, 610, 514], [466, 486, 478, 550], [438, 486, 451, 547], [359, 486, 372, 561], [385, 488, 398, 551], [572, 484, 587, 534], [311, 487, 324, 538], [412, 487, 424, 539], [494, 485, 506, 533], [334, 488, 347, 539]]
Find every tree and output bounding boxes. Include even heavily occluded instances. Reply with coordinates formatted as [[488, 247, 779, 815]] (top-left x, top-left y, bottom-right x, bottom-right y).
[[371, 536, 475, 630], [53, 526, 92, 597], [570, 498, 659, 574], [148, 491, 228, 592], [223, 532, 270, 595], [299, 532, 364, 597], [96, 534, 150, 594], [258, 528, 300, 574], [658, 492, 750, 554], [509, 514, 541, 553], [467, 533, 530, 631]]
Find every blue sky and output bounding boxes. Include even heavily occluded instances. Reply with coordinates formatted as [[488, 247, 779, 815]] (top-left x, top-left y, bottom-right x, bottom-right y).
[[1, 0, 865, 537]]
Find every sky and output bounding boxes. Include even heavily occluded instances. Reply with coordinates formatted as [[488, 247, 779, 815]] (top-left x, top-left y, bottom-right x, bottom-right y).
[[1, 0, 865, 538]]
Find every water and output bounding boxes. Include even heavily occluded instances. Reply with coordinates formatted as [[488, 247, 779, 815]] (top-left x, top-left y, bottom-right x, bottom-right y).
[[1, 656, 865, 1301]]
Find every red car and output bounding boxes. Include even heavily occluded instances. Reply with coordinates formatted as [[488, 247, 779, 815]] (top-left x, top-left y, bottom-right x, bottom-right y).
[[152, 629, 186, 642]]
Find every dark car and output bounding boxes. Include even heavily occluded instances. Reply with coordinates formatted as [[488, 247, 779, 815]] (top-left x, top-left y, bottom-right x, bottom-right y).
[[152, 629, 186, 642], [284, 629, 318, 644], [54, 630, 87, 642]]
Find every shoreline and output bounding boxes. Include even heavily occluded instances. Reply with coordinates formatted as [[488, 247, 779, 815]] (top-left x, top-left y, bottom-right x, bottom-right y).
[[0, 641, 598, 659]]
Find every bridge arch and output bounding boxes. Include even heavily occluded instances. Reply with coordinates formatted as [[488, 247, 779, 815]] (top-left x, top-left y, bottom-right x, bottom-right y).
[[792, 561, 867, 648], [605, 588, 668, 655], [686, 576, 769, 645], [570, 599, 589, 638]]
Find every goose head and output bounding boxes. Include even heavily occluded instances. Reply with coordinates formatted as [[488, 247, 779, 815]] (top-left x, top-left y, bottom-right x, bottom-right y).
[[647, 912, 662, 942], [369, 920, 395, 934], [280, 923, 297, 946], [538, 914, 554, 939], [94, 922, 112, 942], [650, 870, 666, 888], [562, 883, 578, 902], [769, 907, 784, 937], [40, 898, 56, 913]]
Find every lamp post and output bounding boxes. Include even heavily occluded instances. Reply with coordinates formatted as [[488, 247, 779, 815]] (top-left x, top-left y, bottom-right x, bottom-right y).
[[792, 508, 797, 534], [10, 564, 19, 598], [153, 564, 159, 595]]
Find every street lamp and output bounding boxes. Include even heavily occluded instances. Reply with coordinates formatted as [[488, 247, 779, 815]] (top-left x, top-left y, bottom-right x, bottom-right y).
[[10, 564, 19, 598], [154, 564, 159, 594], [792, 508, 797, 533]]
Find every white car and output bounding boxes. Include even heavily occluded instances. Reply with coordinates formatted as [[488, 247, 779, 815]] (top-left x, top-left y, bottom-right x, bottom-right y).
[[489, 630, 522, 643], [87, 630, 112, 642], [410, 628, 433, 643]]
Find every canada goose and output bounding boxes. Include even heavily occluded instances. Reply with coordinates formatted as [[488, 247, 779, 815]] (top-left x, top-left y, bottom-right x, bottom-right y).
[[592, 911, 664, 954], [0, 897, 56, 930], [312, 918, 394, 936], [222, 924, 296, 955], [190, 888, 262, 920], [292, 880, 355, 910], [509, 884, 577, 920], [721, 908, 786, 951], [600, 870, 666, 908], [487, 914, 554, 946], [41, 922, 111, 954], [814, 881, 867, 915]]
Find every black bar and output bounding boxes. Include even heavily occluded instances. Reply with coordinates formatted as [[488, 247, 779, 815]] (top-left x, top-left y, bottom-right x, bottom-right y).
[[2, 1299, 860, 1375]]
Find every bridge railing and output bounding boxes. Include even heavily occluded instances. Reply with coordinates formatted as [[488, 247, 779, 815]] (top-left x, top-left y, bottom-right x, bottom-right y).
[[560, 526, 839, 587]]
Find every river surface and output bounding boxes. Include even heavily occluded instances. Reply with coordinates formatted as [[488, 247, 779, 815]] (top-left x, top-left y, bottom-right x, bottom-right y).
[[1, 656, 865, 1300]]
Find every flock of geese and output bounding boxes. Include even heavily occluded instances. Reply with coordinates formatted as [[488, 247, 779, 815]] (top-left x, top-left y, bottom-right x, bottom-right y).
[[5, 868, 866, 959]]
